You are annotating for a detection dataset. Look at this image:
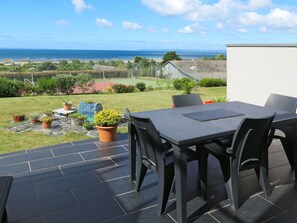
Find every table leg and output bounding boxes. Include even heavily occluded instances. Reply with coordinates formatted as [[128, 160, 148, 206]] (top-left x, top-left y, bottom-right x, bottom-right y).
[[173, 145, 188, 223], [291, 123, 297, 181], [128, 121, 137, 182]]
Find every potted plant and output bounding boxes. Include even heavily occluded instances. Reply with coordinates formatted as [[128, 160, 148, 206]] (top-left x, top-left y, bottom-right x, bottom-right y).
[[68, 112, 87, 126], [61, 97, 72, 110], [83, 122, 94, 130], [12, 114, 25, 122], [94, 109, 122, 142], [43, 110, 53, 117], [30, 114, 39, 124], [41, 116, 54, 129]]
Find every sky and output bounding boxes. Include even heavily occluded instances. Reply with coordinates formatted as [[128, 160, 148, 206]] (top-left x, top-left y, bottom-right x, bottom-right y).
[[0, 0, 297, 50]]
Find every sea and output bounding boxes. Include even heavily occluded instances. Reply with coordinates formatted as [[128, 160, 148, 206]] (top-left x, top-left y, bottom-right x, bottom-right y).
[[0, 49, 226, 61]]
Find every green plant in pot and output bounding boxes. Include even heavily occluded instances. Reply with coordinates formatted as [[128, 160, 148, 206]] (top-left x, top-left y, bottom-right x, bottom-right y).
[[68, 112, 87, 126], [41, 116, 54, 129], [61, 96, 72, 110], [94, 109, 122, 142], [12, 114, 25, 122], [30, 113, 39, 124]]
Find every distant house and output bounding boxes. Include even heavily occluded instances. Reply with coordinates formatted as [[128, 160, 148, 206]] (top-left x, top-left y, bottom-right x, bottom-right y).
[[2, 59, 13, 65], [156, 60, 226, 80], [93, 64, 116, 71]]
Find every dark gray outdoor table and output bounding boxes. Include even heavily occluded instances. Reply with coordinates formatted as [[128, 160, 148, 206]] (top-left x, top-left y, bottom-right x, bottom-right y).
[[128, 101, 297, 223]]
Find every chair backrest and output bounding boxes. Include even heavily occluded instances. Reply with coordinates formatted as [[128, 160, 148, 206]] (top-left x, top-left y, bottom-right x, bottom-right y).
[[231, 114, 276, 170], [172, 94, 203, 108], [265, 93, 297, 113], [129, 115, 164, 171]]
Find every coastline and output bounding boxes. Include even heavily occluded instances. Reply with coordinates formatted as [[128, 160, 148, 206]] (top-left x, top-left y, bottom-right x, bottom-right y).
[[0, 49, 226, 62]]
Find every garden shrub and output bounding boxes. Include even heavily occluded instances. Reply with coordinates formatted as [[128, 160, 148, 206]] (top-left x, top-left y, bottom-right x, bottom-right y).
[[135, 82, 146, 92], [55, 74, 76, 94], [75, 73, 94, 93], [199, 78, 226, 87], [173, 78, 195, 94], [112, 83, 135, 93], [36, 78, 58, 94], [0, 77, 21, 97]]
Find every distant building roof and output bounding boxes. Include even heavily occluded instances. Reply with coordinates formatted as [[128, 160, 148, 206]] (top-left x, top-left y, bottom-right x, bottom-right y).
[[158, 59, 226, 80]]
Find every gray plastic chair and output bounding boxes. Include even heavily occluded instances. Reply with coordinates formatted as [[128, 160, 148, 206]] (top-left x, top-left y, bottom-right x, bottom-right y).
[[129, 115, 201, 215], [201, 114, 276, 211], [172, 94, 203, 108], [265, 93, 297, 167]]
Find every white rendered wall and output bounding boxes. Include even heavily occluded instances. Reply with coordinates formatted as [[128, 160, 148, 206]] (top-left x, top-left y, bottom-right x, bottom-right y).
[[227, 44, 297, 106]]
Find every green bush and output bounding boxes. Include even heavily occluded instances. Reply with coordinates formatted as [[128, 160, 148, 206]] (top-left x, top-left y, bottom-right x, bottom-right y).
[[112, 83, 135, 93], [36, 78, 57, 94], [94, 109, 122, 127], [0, 77, 21, 97], [199, 78, 226, 87], [55, 74, 76, 94], [173, 78, 195, 94], [135, 82, 146, 92]]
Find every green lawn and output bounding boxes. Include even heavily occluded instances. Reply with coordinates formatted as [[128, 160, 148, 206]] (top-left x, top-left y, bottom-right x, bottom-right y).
[[95, 77, 167, 87], [0, 87, 226, 153]]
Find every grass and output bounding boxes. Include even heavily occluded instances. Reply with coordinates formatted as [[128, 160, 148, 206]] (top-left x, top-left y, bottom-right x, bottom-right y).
[[0, 87, 226, 154], [95, 77, 167, 87]]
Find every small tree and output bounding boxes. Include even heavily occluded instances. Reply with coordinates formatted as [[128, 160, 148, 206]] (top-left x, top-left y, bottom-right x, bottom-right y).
[[55, 74, 76, 94], [135, 82, 146, 92], [75, 73, 94, 93], [173, 78, 195, 94], [161, 51, 181, 64]]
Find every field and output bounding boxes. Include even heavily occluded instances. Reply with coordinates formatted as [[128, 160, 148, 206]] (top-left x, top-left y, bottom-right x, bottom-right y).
[[0, 87, 226, 153], [95, 77, 168, 88]]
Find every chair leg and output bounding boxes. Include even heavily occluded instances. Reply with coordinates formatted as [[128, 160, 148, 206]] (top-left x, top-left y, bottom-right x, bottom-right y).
[[199, 150, 209, 201], [135, 163, 148, 192], [220, 158, 239, 211], [255, 165, 271, 197], [3, 208, 8, 223], [280, 138, 294, 167], [157, 165, 174, 215]]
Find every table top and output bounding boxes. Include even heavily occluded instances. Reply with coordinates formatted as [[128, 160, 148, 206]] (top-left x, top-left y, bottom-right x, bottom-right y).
[[131, 101, 297, 146]]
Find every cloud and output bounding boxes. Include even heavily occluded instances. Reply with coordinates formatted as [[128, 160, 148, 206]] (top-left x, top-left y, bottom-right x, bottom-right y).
[[177, 25, 194, 33], [238, 28, 248, 33], [96, 18, 113, 27], [122, 21, 143, 30], [55, 19, 69, 26], [162, 27, 169, 33], [216, 22, 224, 29], [147, 26, 158, 33], [71, 0, 92, 13]]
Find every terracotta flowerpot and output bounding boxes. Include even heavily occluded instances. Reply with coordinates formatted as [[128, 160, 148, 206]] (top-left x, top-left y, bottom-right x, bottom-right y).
[[204, 100, 214, 104], [96, 125, 118, 142], [63, 103, 72, 111], [42, 121, 52, 129], [31, 119, 38, 124], [13, 115, 25, 122]]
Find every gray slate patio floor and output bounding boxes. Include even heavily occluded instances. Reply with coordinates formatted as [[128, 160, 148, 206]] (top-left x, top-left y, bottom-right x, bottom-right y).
[[1, 133, 297, 223]]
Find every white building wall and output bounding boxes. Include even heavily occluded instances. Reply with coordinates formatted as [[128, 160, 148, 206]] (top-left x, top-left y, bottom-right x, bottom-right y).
[[227, 44, 297, 106]]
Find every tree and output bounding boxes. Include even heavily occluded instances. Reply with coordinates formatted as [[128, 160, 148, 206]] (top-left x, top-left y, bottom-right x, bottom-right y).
[[36, 62, 57, 71], [58, 60, 70, 71], [134, 56, 142, 63], [215, 54, 226, 60], [75, 73, 94, 93], [161, 51, 181, 64]]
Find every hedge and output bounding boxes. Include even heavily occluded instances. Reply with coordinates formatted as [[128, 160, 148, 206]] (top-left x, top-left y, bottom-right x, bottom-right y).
[[198, 78, 226, 87]]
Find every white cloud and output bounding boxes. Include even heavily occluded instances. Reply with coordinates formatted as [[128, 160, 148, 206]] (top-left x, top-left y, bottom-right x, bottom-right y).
[[96, 18, 113, 27], [216, 22, 224, 29], [122, 21, 143, 30], [147, 26, 158, 33], [162, 27, 169, 32], [71, 0, 92, 13], [178, 25, 194, 33], [55, 19, 69, 26], [238, 28, 248, 33]]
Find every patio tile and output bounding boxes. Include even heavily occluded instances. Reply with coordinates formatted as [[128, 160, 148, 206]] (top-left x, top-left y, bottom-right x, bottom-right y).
[[269, 163, 295, 186], [110, 154, 129, 166], [96, 139, 128, 149], [61, 158, 115, 176], [0, 150, 53, 166], [71, 138, 99, 145], [73, 177, 135, 204], [43, 197, 124, 223], [210, 195, 284, 222], [265, 206, 297, 223], [7, 191, 77, 222], [104, 206, 175, 223], [0, 150, 26, 158], [81, 146, 128, 160], [8, 182, 37, 203], [30, 154, 83, 171], [26, 142, 73, 153], [269, 151, 290, 169], [35, 172, 100, 197], [0, 162, 30, 176], [259, 183, 297, 211], [17, 216, 45, 223], [268, 138, 283, 154], [95, 164, 130, 182], [52, 143, 100, 156], [13, 167, 63, 185]]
